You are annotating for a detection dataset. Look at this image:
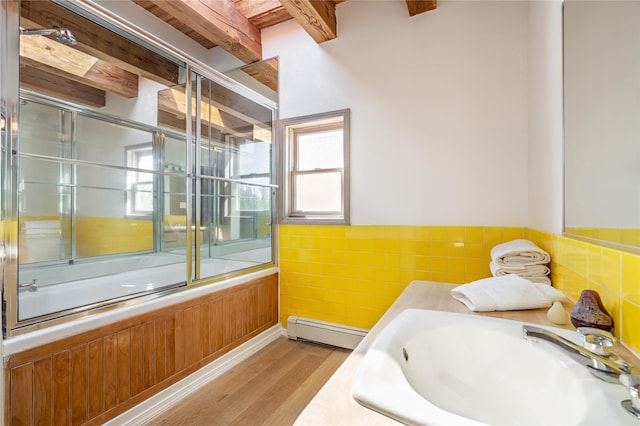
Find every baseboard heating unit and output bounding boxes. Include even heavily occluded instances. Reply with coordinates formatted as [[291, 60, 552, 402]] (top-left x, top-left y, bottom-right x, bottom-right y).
[[286, 316, 368, 350]]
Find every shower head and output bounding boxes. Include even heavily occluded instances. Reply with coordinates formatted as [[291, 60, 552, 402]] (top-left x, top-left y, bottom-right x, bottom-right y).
[[20, 27, 78, 46]]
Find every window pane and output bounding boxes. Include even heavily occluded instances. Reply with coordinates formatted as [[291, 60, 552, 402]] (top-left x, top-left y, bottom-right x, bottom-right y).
[[126, 144, 154, 215], [133, 182, 153, 213], [297, 130, 343, 171], [239, 141, 271, 176], [295, 172, 342, 212], [77, 116, 156, 170], [76, 165, 153, 257], [237, 179, 271, 212], [19, 101, 72, 157]]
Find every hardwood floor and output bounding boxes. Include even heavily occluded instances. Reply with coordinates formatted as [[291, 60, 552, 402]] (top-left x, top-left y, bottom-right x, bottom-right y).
[[145, 336, 351, 426]]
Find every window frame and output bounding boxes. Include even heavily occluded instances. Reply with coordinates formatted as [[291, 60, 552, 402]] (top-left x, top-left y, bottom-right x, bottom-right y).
[[125, 143, 154, 217], [278, 109, 350, 225]]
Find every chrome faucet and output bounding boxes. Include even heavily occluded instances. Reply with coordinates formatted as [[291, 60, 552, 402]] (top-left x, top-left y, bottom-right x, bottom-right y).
[[522, 325, 635, 383], [18, 279, 38, 292], [620, 374, 640, 419]]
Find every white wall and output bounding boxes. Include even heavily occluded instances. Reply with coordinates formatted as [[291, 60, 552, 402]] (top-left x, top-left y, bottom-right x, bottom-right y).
[[264, 0, 530, 226], [527, 0, 564, 235]]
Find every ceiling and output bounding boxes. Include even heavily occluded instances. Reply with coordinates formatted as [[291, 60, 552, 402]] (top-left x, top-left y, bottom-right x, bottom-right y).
[[132, 0, 437, 62], [18, 0, 436, 108]]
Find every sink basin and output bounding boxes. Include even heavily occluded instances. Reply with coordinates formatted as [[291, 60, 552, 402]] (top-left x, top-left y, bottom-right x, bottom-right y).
[[351, 309, 637, 425]]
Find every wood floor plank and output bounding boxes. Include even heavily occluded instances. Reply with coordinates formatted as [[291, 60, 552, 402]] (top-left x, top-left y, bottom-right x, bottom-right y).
[[167, 343, 306, 425], [146, 337, 350, 426], [228, 353, 330, 426], [261, 349, 350, 426]]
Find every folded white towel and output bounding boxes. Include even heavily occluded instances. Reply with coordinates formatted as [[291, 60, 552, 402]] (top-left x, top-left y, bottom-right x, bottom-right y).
[[451, 274, 565, 312], [524, 275, 552, 285], [491, 239, 550, 266], [490, 261, 551, 278]]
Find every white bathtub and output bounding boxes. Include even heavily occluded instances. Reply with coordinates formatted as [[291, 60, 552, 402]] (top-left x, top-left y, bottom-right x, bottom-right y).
[[18, 252, 260, 320]]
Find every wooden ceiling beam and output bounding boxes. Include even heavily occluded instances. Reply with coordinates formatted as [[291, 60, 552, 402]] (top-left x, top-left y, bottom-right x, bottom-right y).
[[278, 0, 337, 43], [406, 0, 437, 16], [157, 88, 254, 137], [232, 0, 291, 29], [207, 81, 273, 126], [134, 0, 263, 64], [240, 57, 279, 92], [20, 0, 181, 87], [20, 66, 106, 108], [20, 35, 138, 98], [233, 0, 282, 18]]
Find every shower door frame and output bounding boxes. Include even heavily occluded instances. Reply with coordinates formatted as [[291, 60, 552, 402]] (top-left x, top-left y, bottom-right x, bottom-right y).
[[1, 0, 278, 337]]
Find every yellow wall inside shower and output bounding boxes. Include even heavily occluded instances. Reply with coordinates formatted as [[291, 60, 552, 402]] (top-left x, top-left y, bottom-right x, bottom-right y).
[[75, 217, 153, 256], [279, 224, 640, 355], [19, 216, 155, 258], [17, 215, 192, 259]]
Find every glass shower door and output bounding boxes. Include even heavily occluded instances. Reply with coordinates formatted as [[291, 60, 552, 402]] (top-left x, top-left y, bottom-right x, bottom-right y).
[[195, 77, 274, 280], [16, 97, 189, 321]]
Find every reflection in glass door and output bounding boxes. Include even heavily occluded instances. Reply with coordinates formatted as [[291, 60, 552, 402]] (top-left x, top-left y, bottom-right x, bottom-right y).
[[195, 77, 274, 281]]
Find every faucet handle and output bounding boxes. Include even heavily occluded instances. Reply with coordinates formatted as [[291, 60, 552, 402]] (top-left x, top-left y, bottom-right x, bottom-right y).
[[620, 374, 640, 419], [577, 327, 617, 356]]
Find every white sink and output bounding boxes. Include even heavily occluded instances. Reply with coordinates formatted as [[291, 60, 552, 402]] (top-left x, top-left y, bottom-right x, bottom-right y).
[[351, 309, 637, 425]]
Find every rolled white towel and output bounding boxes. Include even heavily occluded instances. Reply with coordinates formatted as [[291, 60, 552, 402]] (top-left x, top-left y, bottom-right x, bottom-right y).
[[451, 274, 564, 312], [491, 239, 550, 266], [490, 261, 550, 278]]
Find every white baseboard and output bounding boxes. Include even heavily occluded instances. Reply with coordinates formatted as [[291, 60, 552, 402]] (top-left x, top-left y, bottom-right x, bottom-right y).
[[104, 325, 282, 426], [287, 316, 368, 350]]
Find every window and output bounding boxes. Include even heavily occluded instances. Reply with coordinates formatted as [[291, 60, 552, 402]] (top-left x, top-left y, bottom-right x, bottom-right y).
[[126, 144, 154, 215], [280, 109, 350, 224], [237, 140, 272, 212]]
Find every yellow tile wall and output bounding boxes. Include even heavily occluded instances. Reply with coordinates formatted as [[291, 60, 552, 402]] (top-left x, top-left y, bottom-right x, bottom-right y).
[[18, 216, 153, 260], [75, 217, 153, 256], [528, 229, 640, 356], [565, 227, 640, 247], [279, 224, 526, 329], [279, 224, 640, 355]]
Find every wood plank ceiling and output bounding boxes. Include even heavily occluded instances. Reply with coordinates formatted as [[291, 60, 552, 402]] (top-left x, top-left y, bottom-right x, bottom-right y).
[[19, 0, 437, 107]]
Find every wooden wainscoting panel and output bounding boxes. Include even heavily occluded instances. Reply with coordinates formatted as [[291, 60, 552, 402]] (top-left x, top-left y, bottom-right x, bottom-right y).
[[71, 345, 88, 425], [33, 357, 53, 425], [130, 325, 144, 397], [10, 363, 33, 424], [183, 306, 194, 368], [5, 273, 278, 425], [211, 297, 224, 353], [142, 321, 156, 390], [87, 339, 104, 418], [165, 315, 177, 377], [117, 330, 132, 403], [103, 334, 118, 411], [192, 304, 203, 362], [53, 351, 71, 425], [173, 310, 185, 373], [154, 317, 166, 384]]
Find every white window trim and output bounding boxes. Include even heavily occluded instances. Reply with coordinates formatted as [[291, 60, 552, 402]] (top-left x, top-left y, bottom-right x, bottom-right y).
[[278, 109, 350, 225]]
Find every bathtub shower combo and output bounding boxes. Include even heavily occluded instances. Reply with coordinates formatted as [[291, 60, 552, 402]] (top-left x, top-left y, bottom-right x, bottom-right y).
[[1, 1, 277, 335]]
